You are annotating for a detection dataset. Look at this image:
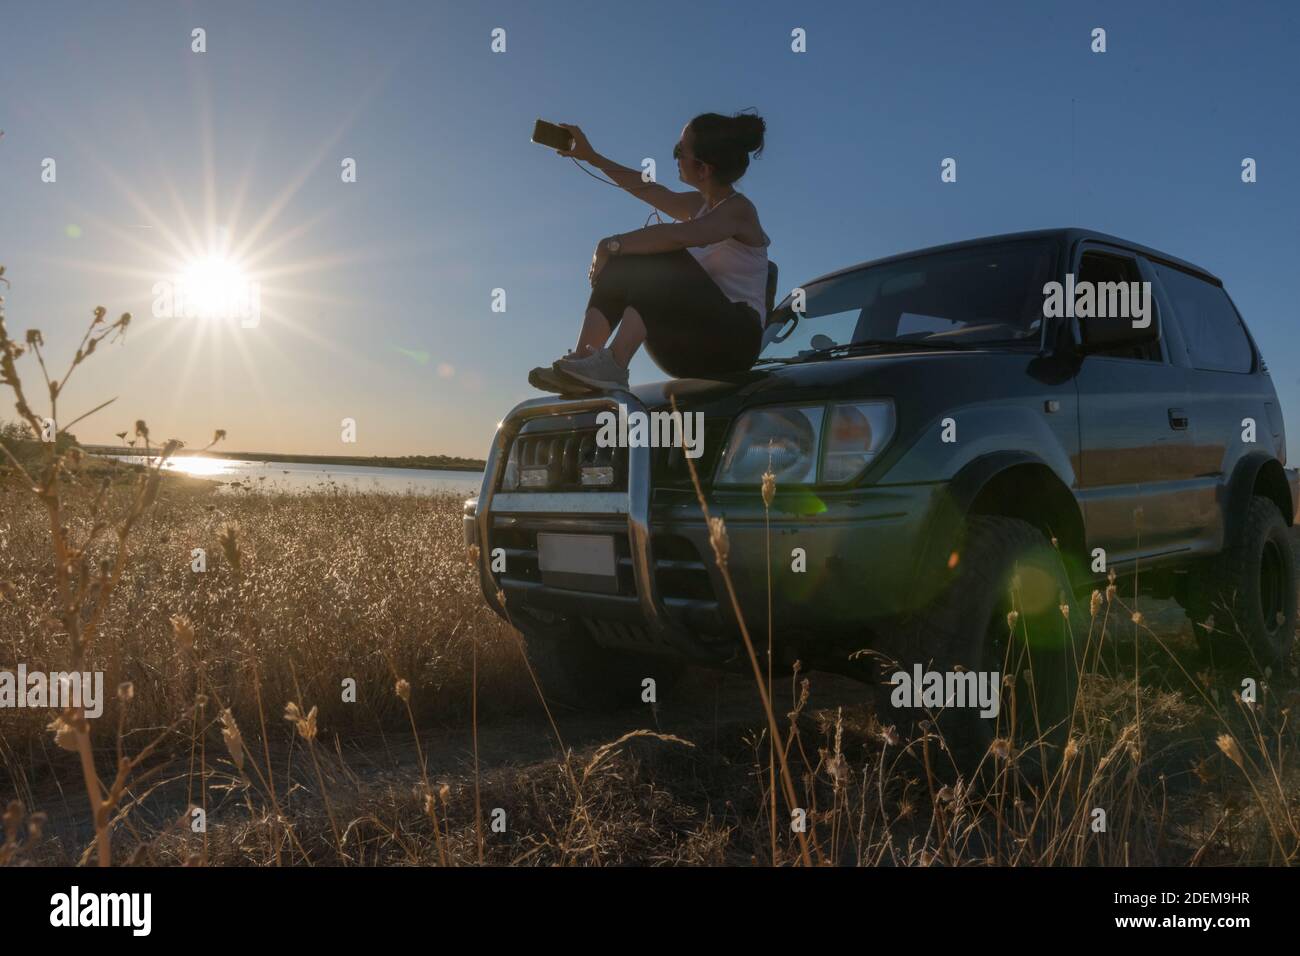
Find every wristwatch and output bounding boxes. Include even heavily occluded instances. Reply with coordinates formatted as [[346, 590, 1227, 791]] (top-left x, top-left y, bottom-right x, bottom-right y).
[[604, 236, 622, 255]]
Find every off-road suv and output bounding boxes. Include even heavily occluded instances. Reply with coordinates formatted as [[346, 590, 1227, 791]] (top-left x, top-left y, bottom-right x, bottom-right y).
[[466, 229, 1299, 756]]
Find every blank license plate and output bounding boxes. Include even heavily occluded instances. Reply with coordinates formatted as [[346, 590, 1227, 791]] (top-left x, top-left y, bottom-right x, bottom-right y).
[[536, 533, 618, 594]]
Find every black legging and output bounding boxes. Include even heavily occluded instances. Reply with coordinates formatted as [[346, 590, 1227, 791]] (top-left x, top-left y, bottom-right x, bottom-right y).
[[587, 249, 763, 379]]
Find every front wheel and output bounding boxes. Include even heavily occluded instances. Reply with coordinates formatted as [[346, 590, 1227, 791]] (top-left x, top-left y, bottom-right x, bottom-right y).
[[889, 516, 1084, 771]]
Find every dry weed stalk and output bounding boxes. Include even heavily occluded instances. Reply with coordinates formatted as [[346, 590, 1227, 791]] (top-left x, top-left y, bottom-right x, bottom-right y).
[[0, 266, 223, 865]]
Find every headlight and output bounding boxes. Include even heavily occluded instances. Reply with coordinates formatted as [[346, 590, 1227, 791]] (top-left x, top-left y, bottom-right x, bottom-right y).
[[715, 401, 895, 486], [716, 406, 823, 485]]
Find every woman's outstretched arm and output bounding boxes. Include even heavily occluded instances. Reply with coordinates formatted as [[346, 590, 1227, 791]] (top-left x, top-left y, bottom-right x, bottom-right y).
[[558, 123, 701, 222]]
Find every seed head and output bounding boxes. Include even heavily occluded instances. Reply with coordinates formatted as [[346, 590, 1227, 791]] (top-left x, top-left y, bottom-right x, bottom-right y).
[[284, 702, 318, 742], [825, 751, 850, 789], [220, 709, 245, 771], [395, 678, 411, 703], [1216, 733, 1244, 770], [707, 516, 729, 567], [761, 470, 775, 509]]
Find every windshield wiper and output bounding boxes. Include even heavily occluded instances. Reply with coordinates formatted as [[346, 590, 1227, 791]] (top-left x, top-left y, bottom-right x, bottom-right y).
[[820, 338, 977, 354], [767, 338, 975, 364], [755, 335, 1035, 365]]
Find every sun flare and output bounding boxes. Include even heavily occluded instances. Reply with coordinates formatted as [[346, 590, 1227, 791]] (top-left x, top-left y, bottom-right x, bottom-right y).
[[177, 255, 253, 319]]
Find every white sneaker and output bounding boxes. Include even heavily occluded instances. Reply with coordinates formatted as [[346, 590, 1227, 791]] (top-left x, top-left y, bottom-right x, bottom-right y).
[[553, 348, 630, 391]]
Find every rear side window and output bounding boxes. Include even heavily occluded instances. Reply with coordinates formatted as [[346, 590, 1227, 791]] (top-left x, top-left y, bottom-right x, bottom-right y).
[[1153, 262, 1254, 373]]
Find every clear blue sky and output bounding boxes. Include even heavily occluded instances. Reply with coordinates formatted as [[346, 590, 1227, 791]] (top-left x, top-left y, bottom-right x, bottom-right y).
[[1, 0, 1297, 459]]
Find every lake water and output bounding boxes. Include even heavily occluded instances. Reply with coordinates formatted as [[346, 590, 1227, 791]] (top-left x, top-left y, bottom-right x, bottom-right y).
[[107, 455, 484, 497]]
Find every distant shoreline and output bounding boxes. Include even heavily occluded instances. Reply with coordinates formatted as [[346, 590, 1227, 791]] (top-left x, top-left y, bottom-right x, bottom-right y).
[[82, 445, 486, 472]]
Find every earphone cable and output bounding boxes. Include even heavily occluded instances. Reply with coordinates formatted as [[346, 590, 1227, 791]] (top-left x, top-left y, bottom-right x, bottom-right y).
[[569, 156, 666, 226]]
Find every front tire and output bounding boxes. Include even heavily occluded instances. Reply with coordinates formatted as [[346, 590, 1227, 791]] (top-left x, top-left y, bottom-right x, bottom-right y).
[[889, 517, 1084, 771]]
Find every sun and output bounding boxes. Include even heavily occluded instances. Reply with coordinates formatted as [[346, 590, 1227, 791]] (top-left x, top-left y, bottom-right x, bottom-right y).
[[177, 255, 254, 320]]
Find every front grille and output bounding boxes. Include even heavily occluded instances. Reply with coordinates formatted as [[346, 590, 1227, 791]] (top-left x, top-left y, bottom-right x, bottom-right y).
[[508, 429, 629, 492], [484, 399, 737, 655], [503, 415, 731, 493]]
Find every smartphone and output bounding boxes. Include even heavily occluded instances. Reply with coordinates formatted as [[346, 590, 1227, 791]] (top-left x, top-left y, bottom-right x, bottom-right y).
[[532, 119, 575, 152]]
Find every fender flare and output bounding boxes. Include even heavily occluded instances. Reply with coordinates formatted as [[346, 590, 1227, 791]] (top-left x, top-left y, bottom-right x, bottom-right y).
[[1222, 451, 1293, 548], [906, 451, 1078, 610]]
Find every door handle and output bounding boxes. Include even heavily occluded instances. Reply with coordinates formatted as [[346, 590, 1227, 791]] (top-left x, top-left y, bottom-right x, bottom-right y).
[[1168, 407, 1189, 430]]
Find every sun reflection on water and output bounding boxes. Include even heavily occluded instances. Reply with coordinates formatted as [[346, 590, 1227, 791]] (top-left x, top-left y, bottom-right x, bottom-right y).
[[156, 456, 239, 478]]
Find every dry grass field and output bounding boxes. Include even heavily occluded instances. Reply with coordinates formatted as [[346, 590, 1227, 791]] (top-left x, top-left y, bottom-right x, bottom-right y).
[[2, 474, 1298, 867]]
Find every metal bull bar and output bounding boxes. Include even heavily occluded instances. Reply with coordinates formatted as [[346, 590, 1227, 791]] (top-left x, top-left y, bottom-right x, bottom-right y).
[[474, 389, 673, 638]]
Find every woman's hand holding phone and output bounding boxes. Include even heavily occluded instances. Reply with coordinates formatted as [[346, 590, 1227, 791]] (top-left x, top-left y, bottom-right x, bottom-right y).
[[557, 124, 597, 163]]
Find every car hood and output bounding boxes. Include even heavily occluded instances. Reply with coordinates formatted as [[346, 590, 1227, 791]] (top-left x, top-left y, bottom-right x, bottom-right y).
[[627, 350, 991, 416]]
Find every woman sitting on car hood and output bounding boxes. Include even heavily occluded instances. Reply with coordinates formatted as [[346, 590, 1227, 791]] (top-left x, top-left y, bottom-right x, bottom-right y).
[[530, 111, 771, 392]]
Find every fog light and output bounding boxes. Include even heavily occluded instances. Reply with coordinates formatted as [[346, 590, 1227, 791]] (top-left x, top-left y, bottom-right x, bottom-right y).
[[580, 466, 615, 486], [520, 467, 549, 488]]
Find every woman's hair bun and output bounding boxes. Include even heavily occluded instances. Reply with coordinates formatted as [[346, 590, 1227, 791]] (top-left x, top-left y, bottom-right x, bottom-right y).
[[732, 111, 765, 157]]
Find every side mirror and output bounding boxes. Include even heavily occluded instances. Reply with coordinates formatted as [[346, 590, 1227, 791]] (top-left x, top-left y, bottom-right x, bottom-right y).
[[765, 311, 799, 344], [1076, 308, 1161, 354]]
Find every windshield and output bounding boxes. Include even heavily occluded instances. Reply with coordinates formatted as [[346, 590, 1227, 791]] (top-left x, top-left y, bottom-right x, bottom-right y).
[[760, 238, 1059, 361]]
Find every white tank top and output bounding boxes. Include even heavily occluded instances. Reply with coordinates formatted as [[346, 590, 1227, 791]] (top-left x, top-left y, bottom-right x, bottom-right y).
[[686, 194, 770, 322]]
